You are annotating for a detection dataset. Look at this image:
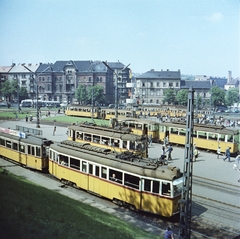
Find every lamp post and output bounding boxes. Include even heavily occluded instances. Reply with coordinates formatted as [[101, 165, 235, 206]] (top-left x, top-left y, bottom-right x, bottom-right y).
[[102, 61, 130, 119], [24, 65, 51, 128]]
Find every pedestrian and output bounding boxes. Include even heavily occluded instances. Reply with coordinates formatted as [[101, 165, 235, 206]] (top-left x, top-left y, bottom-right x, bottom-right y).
[[148, 134, 152, 146], [193, 147, 199, 162], [223, 147, 231, 162], [29, 115, 33, 123], [25, 115, 28, 122], [217, 146, 221, 159], [233, 155, 240, 171], [160, 145, 166, 160], [165, 144, 173, 160], [164, 226, 174, 239], [53, 125, 56, 136]]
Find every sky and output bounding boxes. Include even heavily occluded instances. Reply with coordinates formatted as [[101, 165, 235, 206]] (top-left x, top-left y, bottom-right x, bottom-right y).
[[0, 0, 239, 78]]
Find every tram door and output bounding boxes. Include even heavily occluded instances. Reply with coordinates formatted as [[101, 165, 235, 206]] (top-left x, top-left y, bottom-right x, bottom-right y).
[[88, 165, 100, 194]]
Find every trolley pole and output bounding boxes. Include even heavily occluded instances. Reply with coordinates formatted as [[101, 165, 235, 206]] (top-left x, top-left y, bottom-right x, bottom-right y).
[[178, 87, 194, 239]]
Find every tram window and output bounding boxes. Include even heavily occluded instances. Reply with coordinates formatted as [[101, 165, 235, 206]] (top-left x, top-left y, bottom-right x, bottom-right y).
[[20, 145, 25, 153], [153, 180, 160, 194], [32, 147, 35, 156], [6, 140, 11, 149], [54, 152, 58, 162], [84, 133, 91, 141], [36, 147, 41, 157], [144, 179, 151, 192], [129, 141, 135, 150], [0, 138, 5, 146], [93, 136, 100, 143], [101, 167, 107, 179], [82, 161, 87, 172], [60, 155, 68, 166], [89, 164, 93, 174], [102, 137, 109, 145], [123, 140, 127, 149], [136, 123, 142, 129], [50, 150, 52, 159], [124, 173, 139, 190], [162, 182, 171, 196], [95, 166, 99, 177], [13, 142, 18, 151], [70, 157, 80, 169], [109, 169, 122, 183], [28, 145, 31, 154]]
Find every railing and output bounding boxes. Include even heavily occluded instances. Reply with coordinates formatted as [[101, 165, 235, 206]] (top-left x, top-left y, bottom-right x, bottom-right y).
[[16, 125, 43, 136]]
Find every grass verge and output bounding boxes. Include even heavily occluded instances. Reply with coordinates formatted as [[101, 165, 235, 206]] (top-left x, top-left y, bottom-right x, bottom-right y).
[[0, 168, 160, 239]]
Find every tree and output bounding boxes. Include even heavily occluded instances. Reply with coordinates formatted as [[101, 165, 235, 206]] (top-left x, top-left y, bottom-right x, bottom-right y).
[[210, 86, 226, 109], [225, 88, 239, 106], [87, 85, 105, 105], [75, 84, 87, 104], [19, 87, 29, 101], [162, 89, 176, 105], [176, 89, 188, 106], [194, 93, 202, 109], [0, 81, 13, 101]]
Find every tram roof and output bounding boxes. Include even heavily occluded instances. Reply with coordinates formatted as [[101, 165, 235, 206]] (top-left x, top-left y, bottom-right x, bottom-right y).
[[118, 118, 160, 125], [0, 131, 53, 145], [51, 140, 181, 181], [68, 125, 146, 140], [161, 122, 239, 135]]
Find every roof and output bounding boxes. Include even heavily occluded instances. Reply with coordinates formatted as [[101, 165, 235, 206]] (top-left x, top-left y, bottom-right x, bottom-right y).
[[9, 63, 40, 73], [180, 80, 214, 89], [0, 65, 13, 73], [52, 60, 93, 72], [137, 70, 181, 79]]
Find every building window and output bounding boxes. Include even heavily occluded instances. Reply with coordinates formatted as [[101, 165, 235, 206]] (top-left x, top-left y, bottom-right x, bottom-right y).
[[157, 90, 160, 96], [169, 82, 173, 87], [142, 89, 146, 96], [157, 82, 159, 87], [176, 82, 179, 87], [156, 99, 159, 104], [22, 74, 26, 79], [48, 84, 50, 91], [150, 82, 153, 87], [48, 77, 50, 82], [163, 82, 166, 87], [89, 77, 91, 82], [142, 82, 145, 87], [150, 90, 154, 96]]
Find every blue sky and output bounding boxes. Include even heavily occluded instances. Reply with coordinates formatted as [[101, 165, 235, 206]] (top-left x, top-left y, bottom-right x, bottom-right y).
[[0, 0, 239, 77]]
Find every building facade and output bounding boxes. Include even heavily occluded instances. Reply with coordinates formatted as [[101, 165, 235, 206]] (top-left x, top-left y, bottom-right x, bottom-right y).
[[135, 69, 181, 104]]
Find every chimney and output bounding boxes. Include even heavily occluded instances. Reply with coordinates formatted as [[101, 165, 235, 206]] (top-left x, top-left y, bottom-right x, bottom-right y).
[[228, 71, 232, 84]]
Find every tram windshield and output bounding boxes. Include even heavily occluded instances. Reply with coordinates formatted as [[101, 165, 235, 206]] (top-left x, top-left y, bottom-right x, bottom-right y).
[[173, 177, 183, 197]]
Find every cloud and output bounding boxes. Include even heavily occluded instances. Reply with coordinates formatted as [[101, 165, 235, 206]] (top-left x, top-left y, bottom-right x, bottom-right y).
[[205, 12, 223, 22]]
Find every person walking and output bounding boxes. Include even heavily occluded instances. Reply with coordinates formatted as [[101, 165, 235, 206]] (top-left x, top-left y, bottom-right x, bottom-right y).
[[193, 147, 199, 162], [217, 146, 221, 159], [160, 145, 166, 160], [233, 155, 240, 171], [165, 144, 173, 160], [53, 125, 56, 136], [148, 134, 152, 146], [223, 147, 231, 162], [164, 226, 174, 239]]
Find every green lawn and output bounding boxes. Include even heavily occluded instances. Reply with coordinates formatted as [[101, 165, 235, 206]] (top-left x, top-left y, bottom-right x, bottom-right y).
[[0, 168, 160, 239]]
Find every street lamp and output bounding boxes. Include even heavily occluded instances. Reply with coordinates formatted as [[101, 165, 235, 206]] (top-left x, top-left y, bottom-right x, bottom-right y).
[[14, 75, 20, 115], [24, 65, 52, 128], [102, 61, 130, 119]]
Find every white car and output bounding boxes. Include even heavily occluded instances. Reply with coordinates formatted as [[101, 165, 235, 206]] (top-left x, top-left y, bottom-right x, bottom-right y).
[[60, 101, 68, 107]]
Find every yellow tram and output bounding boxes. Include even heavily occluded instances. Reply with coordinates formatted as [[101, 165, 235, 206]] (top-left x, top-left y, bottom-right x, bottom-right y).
[[159, 122, 239, 154], [117, 118, 160, 142], [68, 123, 148, 157], [65, 105, 101, 118], [0, 128, 53, 171], [49, 140, 183, 217]]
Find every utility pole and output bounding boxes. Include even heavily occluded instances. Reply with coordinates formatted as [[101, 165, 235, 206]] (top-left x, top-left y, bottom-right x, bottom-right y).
[[102, 61, 130, 120], [178, 87, 194, 239], [23, 64, 52, 128]]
